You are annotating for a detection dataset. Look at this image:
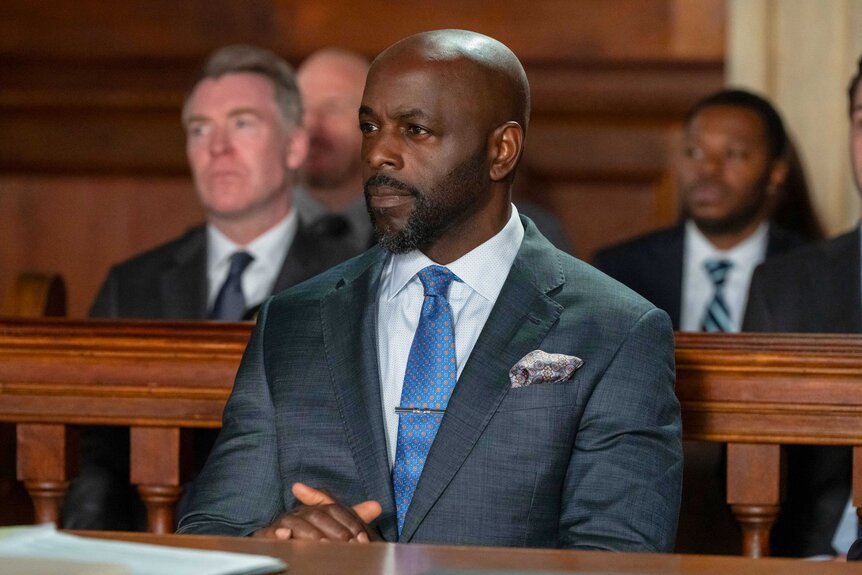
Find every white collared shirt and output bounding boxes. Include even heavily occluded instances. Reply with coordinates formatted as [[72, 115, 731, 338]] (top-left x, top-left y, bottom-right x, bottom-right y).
[[206, 210, 298, 312], [679, 219, 769, 332], [377, 205, 525, 467]]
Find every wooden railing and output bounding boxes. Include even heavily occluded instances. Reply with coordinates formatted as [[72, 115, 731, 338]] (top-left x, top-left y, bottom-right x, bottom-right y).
[[1, 319, 862, 556], [0, 319, 248, 533], [676, 332, 862, 557]]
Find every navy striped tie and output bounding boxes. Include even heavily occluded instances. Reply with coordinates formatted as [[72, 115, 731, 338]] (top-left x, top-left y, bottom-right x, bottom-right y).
[[700, 259, 733, 332]]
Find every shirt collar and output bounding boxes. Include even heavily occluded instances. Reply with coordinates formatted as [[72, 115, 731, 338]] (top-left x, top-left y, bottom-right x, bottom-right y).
[[685, 218, 769, 264], [207, 209, 298, 272], [384, 204, 525, 301]]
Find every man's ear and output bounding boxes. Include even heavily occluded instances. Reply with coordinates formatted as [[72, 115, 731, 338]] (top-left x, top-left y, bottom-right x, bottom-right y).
[[285, 126, 309, 170], [767, 157, 789, 197], [488, 122, 524, 182]]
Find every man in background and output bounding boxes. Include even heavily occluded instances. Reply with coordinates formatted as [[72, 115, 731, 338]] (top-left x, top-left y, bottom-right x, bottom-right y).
[[745, 58, 862, 558], [295, 48, 374, 254], [63, 44, 359, 530], [593, 89, 805, 333]]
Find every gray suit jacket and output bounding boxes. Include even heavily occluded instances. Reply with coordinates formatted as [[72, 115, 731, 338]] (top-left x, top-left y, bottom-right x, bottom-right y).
[[743, 227, 861, 557], [178, 217, 682, 551]]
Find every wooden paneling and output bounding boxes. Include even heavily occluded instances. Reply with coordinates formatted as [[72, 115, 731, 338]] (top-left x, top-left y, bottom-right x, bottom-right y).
[[0, 0, 725, 316], [0, 176, 204, 317]]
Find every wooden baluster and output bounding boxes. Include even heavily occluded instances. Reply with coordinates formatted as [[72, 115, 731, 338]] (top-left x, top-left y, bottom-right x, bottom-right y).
[[727, 443, 780, 558], [17, 423, 77, 525], [130, 427, 182, 534]]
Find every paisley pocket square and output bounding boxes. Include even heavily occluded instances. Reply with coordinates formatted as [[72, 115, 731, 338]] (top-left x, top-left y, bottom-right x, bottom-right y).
[[509, 350, 583, 389]]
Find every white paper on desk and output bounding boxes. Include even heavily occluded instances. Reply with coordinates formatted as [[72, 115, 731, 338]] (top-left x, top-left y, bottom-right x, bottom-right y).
[[0, 524, 286, 575]]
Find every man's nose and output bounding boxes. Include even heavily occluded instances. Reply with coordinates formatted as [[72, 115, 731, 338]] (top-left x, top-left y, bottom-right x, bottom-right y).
[[363, 131, 403, 171], [209, 127, 233, 156], [694, 152, 721, 178]]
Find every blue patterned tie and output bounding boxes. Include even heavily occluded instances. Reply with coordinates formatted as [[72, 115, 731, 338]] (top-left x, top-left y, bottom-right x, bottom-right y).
[[392, 265, 460, 535], [209, 251, 254, 320], [700, 259, 733, 332]]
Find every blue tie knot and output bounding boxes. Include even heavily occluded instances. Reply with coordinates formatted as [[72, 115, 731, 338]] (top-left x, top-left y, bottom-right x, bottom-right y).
[[704, 259, 732, 288], [417, 265, 459, 298]]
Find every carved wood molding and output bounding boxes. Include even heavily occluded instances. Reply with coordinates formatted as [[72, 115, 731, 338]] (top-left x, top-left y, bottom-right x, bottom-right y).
[[675, 332, 862, 444], [1, 321, 861, 446], [0, 319, 249, 427]]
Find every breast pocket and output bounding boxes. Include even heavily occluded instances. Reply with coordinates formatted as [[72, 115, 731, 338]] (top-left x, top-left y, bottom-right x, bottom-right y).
[[495, 376, 581, 412]]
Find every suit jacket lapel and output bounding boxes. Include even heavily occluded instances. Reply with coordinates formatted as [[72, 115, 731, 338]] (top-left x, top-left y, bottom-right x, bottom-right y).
[[161, 227, 208, 319], [271, 220, 319, 294], [272, 218, 365, 296], [399, 221, 565, 541], [319, 248, 399, 541]]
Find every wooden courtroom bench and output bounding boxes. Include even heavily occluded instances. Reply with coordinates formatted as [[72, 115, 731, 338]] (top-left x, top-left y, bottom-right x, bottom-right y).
[[1, 319, 861, 558]]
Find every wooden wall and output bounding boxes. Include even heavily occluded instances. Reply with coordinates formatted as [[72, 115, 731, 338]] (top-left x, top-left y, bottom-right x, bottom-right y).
[[0, 0, 725, 317]]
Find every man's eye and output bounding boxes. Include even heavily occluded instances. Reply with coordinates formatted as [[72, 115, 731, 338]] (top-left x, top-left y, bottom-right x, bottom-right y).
[[726, 148, 749, 160], [406, 125, 429, 136], [359, 121, 378, 134], [187, 124, 207, 138]]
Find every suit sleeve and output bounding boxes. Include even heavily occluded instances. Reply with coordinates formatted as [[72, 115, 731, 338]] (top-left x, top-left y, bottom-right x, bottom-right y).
[[177, 301, 284, 535], [560, 307, 682, 552]]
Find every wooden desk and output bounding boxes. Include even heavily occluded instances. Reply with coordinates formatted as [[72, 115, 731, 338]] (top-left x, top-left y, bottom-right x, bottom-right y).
[[82, 532, 862, 574], [4, 320, 862, 557]]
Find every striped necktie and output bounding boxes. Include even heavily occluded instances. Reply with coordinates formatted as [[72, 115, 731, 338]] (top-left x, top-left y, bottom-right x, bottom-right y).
[[392, 265, 460, 535], [700, 259, 733, 332]]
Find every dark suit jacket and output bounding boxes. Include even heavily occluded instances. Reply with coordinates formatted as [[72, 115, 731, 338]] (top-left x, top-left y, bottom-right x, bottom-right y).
[[744, 227, 861, 558], [63, 219, 361, 530], [592, 222, 804, 329], [178, 217, 683, 551], [90, 222, 357, 319]]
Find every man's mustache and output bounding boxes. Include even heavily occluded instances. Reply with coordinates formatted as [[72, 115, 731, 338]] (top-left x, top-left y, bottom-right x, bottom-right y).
[[364, 174, 417, 196]]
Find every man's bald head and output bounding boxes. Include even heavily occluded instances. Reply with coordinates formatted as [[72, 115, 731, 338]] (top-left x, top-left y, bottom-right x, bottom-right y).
[[370, 29, 530, 135], [297, 48, 370, 199], [298, 48, 369, 84]]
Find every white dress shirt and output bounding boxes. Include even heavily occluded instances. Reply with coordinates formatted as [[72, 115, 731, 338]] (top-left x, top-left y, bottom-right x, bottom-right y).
[[679, 220, 769, 332], [206, 210, 297, 312], [377, 205, 525, 467]]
